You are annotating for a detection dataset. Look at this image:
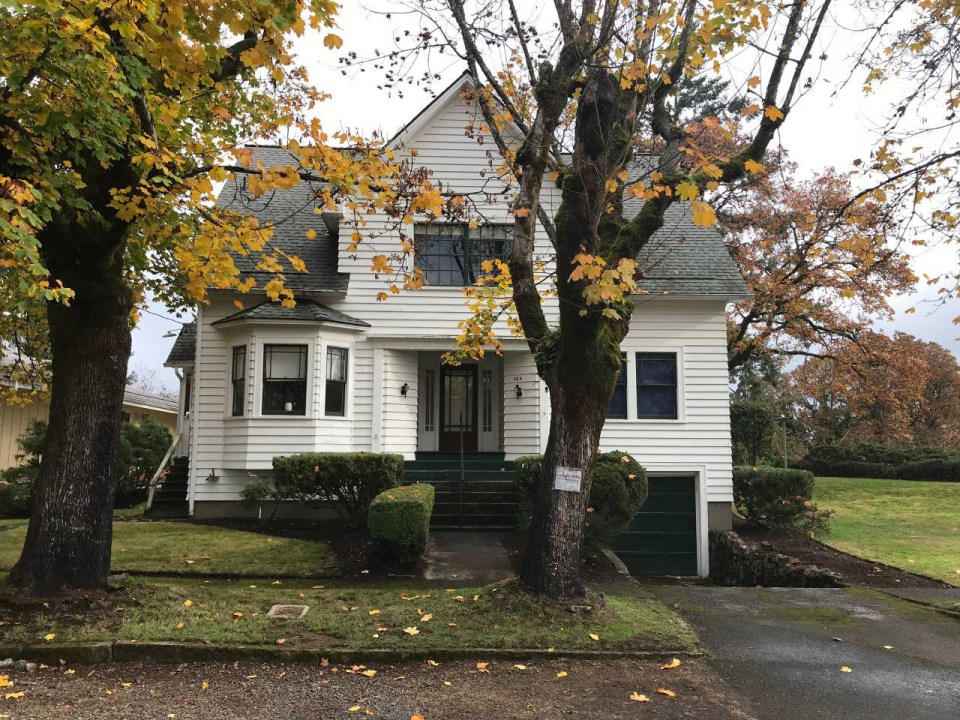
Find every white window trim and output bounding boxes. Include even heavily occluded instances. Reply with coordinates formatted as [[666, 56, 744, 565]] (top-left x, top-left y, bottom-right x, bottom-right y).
[[322, 342, 353, 420], [602, 346, 687, 424], [252, 337, 316, 420]]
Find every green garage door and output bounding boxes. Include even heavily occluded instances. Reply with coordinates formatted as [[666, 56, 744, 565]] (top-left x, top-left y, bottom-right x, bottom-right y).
[[612, 475, 698, 576]]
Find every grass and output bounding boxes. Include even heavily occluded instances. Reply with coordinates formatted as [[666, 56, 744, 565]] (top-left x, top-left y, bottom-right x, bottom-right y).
[[0, 522, 337, 578], [815, 476, 960, 585], [0, 578, 697, 652]]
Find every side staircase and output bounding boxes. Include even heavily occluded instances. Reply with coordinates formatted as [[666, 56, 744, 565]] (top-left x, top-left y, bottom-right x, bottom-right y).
[[144, 455, 190, 518], [403, 452, 518, 530]]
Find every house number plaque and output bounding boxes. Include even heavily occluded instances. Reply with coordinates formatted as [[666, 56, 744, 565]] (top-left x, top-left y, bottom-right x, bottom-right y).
[[553, 465, 582, 492]]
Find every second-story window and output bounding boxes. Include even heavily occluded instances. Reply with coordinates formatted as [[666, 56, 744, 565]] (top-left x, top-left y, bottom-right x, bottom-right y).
[[414, 223, 512, 286], [262, 344, 307, 416]]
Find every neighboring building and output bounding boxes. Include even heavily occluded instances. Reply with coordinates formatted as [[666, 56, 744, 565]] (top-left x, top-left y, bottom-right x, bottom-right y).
[[163, 74, 748, 577], [0, 388, 179, 470]]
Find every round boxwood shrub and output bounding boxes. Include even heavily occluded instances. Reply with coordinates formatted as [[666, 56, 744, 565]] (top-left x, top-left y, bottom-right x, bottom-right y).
[[733, 465, 816, 529], [515, 451, 648, 553]]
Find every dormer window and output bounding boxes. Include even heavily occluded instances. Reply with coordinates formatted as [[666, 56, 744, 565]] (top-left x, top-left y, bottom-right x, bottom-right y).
[[414, 223, 512, 286]]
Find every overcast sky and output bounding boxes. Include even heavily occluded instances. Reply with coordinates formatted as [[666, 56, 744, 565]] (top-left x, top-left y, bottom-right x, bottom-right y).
[[134, 2, 959, 393]]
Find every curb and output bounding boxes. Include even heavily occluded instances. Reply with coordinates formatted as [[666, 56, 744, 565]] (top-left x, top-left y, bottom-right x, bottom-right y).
[[874, 588, 960, 621], [0, 642, 703, 666]]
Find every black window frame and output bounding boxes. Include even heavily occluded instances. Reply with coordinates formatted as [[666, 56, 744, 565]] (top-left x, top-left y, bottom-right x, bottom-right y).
[[606, 352, 628, 419], [635, 352, 679, 420], [231, 345, 246, 417], [261, 344, 308, 416], [413, 223, 512, 286], [324, 346, 349, 417]]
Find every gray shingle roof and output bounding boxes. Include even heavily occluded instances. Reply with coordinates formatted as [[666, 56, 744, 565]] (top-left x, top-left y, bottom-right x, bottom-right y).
[[164, 322, 196, 366], [217, 146, 348, 294], [123, 389, 179, 414], [212, 299, 369, 328], [618, 156, 748, 297]]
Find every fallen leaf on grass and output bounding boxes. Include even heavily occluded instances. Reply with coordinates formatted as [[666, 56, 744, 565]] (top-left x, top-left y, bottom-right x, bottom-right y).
[[369, 609, 381, 616], [588, 633, 600, 641], [276, 638, 286, 645], [629, 692, 650, 702], [183, 600, 192, 607], [656, 688, 676, 697], [404, 627, 420, 636], [421, 613, 433, 622], [556, 672, 568, 678], [43, 633, 56, 642], [175, 623, 185, 630], [661, 658, 681, 670]]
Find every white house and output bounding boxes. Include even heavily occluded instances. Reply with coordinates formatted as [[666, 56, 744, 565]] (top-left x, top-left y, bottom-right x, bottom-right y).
[[162, 75, 748, 577]]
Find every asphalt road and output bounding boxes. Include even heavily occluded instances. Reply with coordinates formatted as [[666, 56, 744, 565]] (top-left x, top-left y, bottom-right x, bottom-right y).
[[650, 585, 960, 720]]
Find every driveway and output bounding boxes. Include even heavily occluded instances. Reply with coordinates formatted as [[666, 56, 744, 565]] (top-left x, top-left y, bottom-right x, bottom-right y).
[[650, 585, 960, 720]]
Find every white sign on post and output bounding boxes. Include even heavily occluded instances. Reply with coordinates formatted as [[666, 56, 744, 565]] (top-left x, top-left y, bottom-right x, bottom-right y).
[[553, 465, 582, 493]]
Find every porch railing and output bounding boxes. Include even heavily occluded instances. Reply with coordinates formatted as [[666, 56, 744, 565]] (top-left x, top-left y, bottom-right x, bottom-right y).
[[145, 431, 181, 511]]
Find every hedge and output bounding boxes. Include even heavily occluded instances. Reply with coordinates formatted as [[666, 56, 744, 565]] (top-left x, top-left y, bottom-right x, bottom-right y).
[[253, 452, 405, 525], [733, 465, 816, 530], [799, 443, 960, 482], [367, 483, 435, 563], [515, 451, 648, 553]]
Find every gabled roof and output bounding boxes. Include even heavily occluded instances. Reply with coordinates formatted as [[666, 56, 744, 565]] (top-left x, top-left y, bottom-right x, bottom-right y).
[[164, 322, 196, 367], [212, 299, 369, 328], [217, 146, 348, 294]]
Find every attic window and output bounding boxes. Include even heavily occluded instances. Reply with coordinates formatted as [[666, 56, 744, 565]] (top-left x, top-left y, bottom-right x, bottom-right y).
[[413, 223, 512, 286]]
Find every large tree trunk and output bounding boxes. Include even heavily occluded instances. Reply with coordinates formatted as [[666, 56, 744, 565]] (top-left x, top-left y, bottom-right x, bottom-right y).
[[520, 316, 626, 598], [10, 217, 133, 594]]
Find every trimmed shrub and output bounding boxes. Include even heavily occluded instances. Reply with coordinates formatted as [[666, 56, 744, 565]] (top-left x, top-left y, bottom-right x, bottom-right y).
[[899, 459, 960, 482], [0, 477, 32, 517], [367, 483, 435, 563], [733, 465, 816, 530], [730, 399, 776, 466], [269, 452, 404, 525], [799, 443, 960, 482], [515, 451, 648, 553]]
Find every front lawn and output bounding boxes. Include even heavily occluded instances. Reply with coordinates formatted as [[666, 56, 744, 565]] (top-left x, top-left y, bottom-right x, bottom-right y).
[[815, 476, 960, 584], [0, 577, 696, 652], [0, 522, 337, 578]]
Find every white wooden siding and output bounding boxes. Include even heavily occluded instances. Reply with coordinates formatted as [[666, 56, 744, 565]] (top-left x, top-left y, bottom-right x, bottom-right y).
[[381, 349, 419, 456], [502, 351, 541, 459]]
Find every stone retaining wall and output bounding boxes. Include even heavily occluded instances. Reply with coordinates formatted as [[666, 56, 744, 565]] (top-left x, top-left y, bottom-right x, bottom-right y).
[[709, 530, 844, 588]]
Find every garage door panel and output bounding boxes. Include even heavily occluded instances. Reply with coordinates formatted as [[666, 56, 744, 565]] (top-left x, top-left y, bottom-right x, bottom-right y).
[[612, 475, 698, 577]]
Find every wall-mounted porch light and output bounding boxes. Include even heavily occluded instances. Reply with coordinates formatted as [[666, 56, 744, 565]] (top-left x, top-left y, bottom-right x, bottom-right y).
[[400, 383, 409, 397], [514, 384, 523, 399]]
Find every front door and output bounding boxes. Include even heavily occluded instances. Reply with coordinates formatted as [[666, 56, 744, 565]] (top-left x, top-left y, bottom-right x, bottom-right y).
[[439, 365, 478, 452]]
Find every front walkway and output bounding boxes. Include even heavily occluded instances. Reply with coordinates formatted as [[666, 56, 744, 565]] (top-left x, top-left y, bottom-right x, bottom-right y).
[[423, 531, 515, 584], [650, 585, 960, 720]]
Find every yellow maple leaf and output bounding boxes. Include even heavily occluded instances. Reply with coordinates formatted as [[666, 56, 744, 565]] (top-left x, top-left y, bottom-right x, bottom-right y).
[[690, 200, 716, 227], [476, 662, 490, 673], [556, 671, 568, 678], [661, 658, 681, 670], [348, 706, 361, 713], [676, 181, 698, 202], [3, 693, 24, 700], [361, 670, 376, 678], [747, 75, 761, 89], [656, 688, 676, 697], [841, 666, 853, 673], [420, 613, 433, 622], [324, 34, 343, 50], [368, 609, 381, 616], [175, 623, 185, 630], [744, 159, 764, 174], [305, 229, 317, 240], [630, 692, 650, 702], [183, 599, 193, 607], [43, 633, 56, 641], [588, 633, 600, 641], [201, 681, 209, 691], [403, 627, 420, 636], [764, 105, 785, 122]]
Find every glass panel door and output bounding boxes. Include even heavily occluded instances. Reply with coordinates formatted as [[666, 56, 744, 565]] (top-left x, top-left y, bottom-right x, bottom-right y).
[[439, 365, 478, 452]]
